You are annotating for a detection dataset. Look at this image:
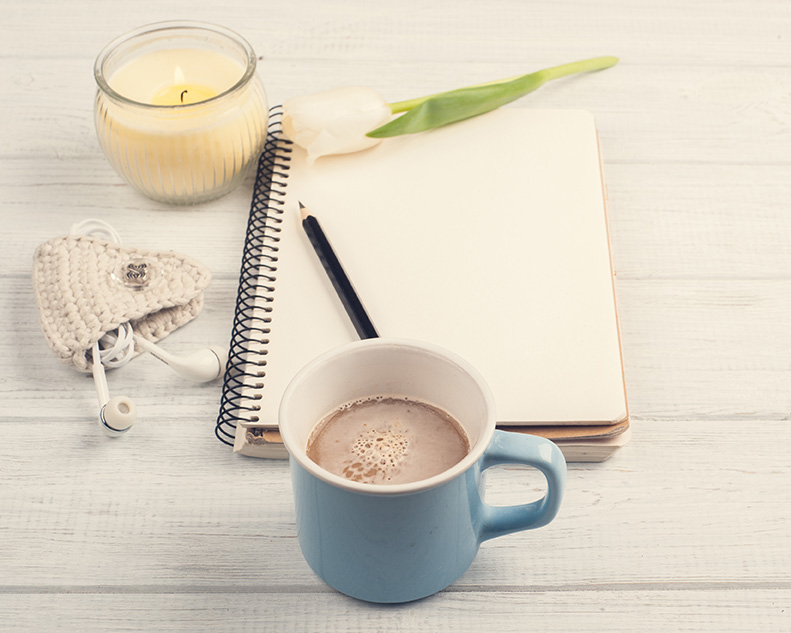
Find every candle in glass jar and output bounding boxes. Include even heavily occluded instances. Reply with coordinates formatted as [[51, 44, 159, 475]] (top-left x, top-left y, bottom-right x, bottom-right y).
[[94, 22, 268, 205]]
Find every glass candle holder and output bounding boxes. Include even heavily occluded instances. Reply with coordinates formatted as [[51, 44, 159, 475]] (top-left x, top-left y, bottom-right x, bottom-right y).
[[94, 21, 268, 205]]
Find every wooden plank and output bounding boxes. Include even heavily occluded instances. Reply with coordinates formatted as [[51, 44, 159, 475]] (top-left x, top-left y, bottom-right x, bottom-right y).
[[607, 164, 791, 280], [1, 589, 789, 632], [6, 0, 791, 65], [617, 280, 791, 420]]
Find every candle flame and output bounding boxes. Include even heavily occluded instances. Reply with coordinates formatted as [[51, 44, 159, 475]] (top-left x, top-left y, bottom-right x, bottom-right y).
[[174, 65, 186, 84]]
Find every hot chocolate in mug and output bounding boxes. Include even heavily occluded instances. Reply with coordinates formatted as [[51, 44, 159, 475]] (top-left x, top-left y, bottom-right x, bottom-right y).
[[279, 338, 566, 603]]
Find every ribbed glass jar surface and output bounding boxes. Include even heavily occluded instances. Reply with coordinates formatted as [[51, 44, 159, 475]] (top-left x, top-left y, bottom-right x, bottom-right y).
[[94, 21, 268, 205]]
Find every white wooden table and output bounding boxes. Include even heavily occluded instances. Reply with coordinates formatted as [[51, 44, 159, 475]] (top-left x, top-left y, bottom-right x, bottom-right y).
[[2, 1, 790, 630]]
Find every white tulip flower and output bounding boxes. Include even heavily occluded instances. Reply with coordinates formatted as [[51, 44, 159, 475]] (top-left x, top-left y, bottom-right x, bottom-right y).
[[281, 86, 392, 163]]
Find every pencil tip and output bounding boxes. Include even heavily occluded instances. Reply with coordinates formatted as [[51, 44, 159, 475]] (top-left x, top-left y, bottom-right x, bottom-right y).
[[298, 201, 308, 220]]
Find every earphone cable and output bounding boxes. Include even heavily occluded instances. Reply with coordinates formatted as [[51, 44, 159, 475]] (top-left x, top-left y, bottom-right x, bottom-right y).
[[98, 323, 136, 369], [72, 219, 136, 370]]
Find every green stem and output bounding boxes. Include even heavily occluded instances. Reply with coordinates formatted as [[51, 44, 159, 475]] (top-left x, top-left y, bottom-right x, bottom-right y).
[[387, 55, 618, 114]]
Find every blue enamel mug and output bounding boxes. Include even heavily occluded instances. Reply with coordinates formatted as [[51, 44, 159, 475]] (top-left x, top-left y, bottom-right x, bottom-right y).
[[279, 338, 566, 603]]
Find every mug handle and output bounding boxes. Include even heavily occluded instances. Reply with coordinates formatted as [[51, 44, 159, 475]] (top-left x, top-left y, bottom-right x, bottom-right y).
[[478, 430, 567, 542]]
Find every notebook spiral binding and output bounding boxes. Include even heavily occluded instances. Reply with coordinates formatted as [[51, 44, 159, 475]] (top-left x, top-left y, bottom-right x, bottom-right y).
[[215, 106, 293, 446]]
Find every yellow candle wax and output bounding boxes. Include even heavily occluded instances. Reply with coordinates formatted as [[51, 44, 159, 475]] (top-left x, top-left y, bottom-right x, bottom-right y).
[[150, 66, 218, 105], [108, 50, 240, 104]]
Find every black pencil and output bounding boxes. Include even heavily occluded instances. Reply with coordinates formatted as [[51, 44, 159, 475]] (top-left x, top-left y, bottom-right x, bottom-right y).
[[299, 202, 379, 340]]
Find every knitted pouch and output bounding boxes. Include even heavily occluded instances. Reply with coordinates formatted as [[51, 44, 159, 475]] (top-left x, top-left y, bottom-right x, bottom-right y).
[[33, 233, 212, 373]]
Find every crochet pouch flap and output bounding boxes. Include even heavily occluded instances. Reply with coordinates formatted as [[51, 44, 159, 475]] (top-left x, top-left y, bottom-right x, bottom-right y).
[[33, 234, 211, 372]]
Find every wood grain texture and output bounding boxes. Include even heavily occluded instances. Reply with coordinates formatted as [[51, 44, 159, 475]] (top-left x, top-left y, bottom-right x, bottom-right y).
[[2, 590, 789, 633], [2, 0, 790, 630]]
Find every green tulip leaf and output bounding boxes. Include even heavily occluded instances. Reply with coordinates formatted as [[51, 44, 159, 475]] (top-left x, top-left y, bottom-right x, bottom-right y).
[[367, 56, 618, 139]]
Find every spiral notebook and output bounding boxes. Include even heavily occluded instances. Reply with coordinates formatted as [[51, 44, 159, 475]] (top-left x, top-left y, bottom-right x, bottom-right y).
[[216, 106, 629, 462]]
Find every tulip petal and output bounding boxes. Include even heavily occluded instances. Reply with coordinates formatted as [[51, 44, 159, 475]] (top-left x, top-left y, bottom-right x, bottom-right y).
[[282, 86, 392, 162]]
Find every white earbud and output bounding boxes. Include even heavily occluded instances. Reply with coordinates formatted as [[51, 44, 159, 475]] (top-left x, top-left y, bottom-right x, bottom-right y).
[[100, 395, 138, 436], [134, 336, 227, 383], [92, 341, 137, 436], [89, 324, 227, 437]]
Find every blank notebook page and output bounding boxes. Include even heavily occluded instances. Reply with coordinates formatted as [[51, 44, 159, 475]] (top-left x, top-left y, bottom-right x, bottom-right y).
[[258, 108, 627, 427]]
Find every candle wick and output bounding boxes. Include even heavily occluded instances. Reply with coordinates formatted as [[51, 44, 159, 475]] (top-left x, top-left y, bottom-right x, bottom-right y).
[[180, 90, 188, 103]]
